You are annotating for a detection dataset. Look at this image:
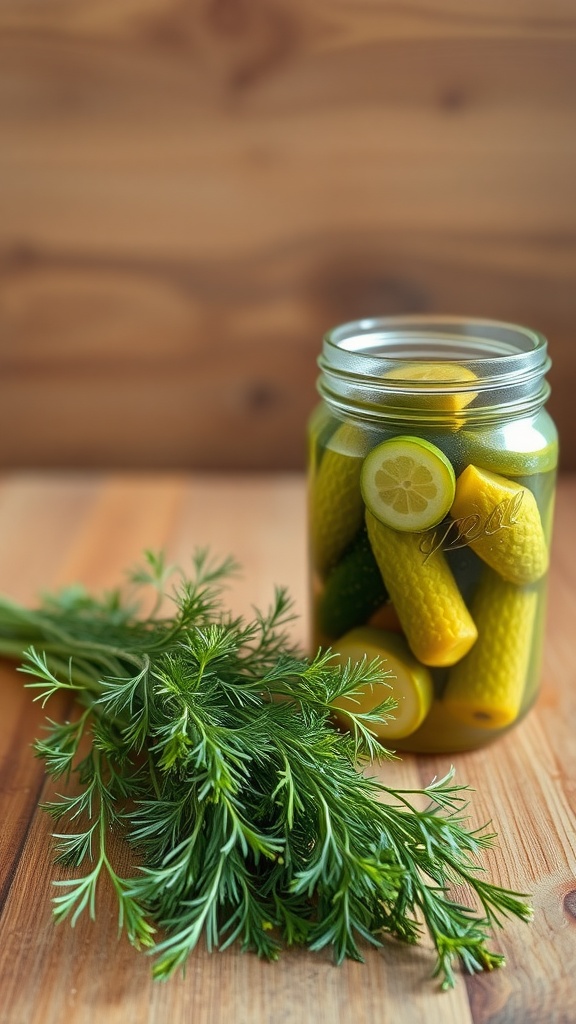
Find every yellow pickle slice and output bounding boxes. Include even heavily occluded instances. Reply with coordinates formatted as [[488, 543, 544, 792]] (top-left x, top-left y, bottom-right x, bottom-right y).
[[330, 627, 434, 740]]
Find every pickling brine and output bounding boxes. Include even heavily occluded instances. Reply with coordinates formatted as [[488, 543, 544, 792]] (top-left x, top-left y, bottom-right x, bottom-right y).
[[308, 317, 557, 752]]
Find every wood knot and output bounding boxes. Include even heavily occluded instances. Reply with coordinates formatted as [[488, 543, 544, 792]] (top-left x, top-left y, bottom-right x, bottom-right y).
[[245, 382, 279, 412], [207, 0, 249, 36], [4, 243, 38, 271], [315, 265, 429, 321], [440, 87, 467, 112], [205, 0, 299, 91], [563, 890, 576, 920]]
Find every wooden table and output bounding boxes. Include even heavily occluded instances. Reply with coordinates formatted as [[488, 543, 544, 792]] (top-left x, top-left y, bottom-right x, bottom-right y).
[[0, 472, 575, 1024]]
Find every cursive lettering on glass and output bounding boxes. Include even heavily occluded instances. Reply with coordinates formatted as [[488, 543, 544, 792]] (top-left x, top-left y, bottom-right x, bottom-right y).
[[419, 490, 524, 562]]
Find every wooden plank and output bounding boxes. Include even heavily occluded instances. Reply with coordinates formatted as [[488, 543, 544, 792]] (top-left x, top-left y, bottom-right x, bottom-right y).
[[0, 476, 102, 934], [0, 474, 186, 920], [2, 0, 576, 39], [3, 43, 576, 249], [0, 0, 575, 469], [0, 237, 572, 470]]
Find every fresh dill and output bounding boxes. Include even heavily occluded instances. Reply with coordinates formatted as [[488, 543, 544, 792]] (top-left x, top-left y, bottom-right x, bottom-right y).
[[0, 550, 532, 988]]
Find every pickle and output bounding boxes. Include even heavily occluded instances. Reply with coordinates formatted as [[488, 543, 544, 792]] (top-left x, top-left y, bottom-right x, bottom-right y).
[[442, 569, 538, 729], [450, 464, 548, 585], [309, 423, 366, 575], [330, 627, 434, 740], [365, 511, 477, 668], [460, 424, 558, 477], [317, 531, 388, 640]]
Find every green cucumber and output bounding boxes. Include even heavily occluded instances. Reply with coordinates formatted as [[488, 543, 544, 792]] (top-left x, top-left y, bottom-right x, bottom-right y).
[[318, 530, 388, 639]]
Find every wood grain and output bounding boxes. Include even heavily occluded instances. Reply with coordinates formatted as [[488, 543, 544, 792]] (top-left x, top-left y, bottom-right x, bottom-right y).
[[1, 1, 576, 471], [0, 470, 575, 1023]]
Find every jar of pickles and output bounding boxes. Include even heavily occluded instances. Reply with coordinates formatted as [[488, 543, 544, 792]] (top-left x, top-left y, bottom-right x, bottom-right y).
[[308, 316, 557, 752]]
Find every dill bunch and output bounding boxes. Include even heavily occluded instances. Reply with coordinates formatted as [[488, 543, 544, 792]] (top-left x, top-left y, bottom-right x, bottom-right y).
[[0, 550, 532, 988]]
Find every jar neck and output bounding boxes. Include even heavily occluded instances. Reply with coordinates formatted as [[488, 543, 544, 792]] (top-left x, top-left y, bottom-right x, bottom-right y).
[[318, 316, 551, 425]]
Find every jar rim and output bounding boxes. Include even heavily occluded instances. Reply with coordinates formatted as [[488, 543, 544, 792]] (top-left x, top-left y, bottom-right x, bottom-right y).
[[318, 316, 551, 422], [323, 315, 547, 367]]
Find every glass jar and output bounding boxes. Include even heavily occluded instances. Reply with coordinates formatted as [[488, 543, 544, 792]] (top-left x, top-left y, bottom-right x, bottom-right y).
[[308, 316, 558, 753]]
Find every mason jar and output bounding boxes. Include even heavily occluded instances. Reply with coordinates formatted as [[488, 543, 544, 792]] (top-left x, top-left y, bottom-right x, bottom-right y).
[[308, 316, 558, 753]]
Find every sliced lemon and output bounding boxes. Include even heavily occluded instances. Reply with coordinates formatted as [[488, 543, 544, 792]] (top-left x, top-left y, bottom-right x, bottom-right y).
[[450, 464, 548, 585], [330, 627, 433, 740], [361, 436, 456, 532], [384, 362, 478, 412]]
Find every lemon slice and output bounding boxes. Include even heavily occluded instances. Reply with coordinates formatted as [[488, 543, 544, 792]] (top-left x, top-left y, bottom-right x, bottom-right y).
[[384, 362, 478, 412], [361, 436, 456, 532], [330, 627, 433, 740]]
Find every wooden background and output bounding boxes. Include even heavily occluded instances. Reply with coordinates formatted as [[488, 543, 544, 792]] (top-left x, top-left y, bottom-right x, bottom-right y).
[[1, 0, 576, 471]]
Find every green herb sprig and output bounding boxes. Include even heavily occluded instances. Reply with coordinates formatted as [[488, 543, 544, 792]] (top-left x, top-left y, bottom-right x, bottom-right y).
[[0, 551, 532, 988]]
